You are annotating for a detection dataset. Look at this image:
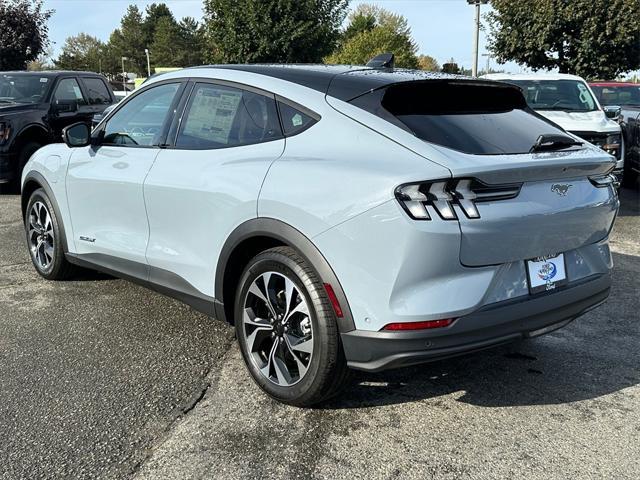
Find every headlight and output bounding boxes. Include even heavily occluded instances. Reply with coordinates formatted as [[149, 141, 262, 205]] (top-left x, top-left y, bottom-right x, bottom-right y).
[[395, 178, 522, 221], [602, 133, 621, 159], [0, 122, 10, 144]]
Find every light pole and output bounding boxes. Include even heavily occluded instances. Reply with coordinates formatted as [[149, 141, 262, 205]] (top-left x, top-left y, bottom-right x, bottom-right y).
[[121, 56, 128, 96], [467, 0, 489, 77], [145, 48, 151, 78]]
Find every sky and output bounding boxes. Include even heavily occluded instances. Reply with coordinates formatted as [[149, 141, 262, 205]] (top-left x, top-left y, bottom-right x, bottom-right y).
[[42, 0, 521, 72]]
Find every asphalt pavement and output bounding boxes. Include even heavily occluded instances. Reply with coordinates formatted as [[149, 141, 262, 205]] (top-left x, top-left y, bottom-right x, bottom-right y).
[[0, 187, 639, 480]]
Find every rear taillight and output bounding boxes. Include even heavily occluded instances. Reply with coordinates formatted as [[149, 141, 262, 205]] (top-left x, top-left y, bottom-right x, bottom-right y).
[[395, 178, 521, 221], [382, 319, 455, 331]]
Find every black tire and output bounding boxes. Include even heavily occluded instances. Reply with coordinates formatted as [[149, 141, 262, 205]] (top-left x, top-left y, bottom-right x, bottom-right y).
[[622, 165, 639, 189], [11, 141, 41, 192], [25, 188, 77, 280], [235, 246, 350, 407]]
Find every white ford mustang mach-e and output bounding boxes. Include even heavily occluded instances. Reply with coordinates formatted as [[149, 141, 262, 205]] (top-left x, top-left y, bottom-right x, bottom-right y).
[[21, 64, 619, 406]]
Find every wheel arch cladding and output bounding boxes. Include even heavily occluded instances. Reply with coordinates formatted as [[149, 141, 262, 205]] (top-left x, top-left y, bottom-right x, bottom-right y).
[[21, 171, 70, 253], [215, 218, 356, 333]]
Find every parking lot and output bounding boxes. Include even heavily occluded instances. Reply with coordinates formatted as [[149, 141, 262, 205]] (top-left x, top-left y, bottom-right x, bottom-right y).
[[0, 187, 638, 480]]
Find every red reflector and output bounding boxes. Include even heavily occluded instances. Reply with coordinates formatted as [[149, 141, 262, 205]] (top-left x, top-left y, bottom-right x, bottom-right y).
[[323, 283, 344, 318], [382, 319, 454, 331]]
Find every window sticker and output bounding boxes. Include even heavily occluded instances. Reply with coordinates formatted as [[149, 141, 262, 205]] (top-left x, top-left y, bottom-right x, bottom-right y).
[[183, 88, 242, 144], [292, 113, 303, 126], [40, 78, 48, 83], [72, 85, 83, 99]]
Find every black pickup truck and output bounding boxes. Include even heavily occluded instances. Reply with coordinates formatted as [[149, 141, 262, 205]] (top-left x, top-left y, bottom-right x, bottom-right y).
[[590, 81, 640, 187], [0, 71, 115, 189]]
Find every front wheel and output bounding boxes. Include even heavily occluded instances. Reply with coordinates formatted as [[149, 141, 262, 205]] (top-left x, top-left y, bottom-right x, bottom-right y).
[[235, 247, 350, 406], [25, 188, 77, 280]]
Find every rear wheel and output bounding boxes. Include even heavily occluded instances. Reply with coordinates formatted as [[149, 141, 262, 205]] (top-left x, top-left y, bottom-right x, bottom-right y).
[[235, 247, 350, 406], [25, 188, 77, 280]]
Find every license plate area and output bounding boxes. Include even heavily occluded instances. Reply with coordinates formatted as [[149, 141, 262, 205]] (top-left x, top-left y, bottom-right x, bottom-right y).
[[526, 253, 568, 294]]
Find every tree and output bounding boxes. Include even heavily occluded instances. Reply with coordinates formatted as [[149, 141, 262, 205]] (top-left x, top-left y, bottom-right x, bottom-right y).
[[28, 47, 54, 71], [177, 17, 205, 67], [108, 5, 148, 76], [488, 0, 640, 79], [150, 16, 182, 67], [202, 0, 349, 63], [326, 4, 419, 68], [417, 54, 439, 72], [144, 3, 175, 45], [0, 0, 52, 70], [55, 33, 104, 72]]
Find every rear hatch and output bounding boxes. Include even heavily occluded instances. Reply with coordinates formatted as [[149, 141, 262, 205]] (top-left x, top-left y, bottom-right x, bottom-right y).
[[344, 78, 619, 266]]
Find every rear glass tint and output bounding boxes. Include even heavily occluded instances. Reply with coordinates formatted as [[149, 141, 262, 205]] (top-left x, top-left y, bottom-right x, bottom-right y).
[[352, 81, 570, 155]]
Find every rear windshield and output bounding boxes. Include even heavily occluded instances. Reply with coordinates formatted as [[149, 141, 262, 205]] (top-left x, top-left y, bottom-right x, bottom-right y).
[[351, 81, 569, 155]]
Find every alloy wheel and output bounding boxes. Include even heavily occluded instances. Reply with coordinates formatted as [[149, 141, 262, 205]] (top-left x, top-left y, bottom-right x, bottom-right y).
[[242, 271, 314, 386], [28, 201, 55, 270]]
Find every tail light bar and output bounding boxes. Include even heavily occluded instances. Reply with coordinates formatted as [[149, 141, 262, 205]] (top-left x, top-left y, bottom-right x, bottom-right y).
[[395, 178, 522, 221]]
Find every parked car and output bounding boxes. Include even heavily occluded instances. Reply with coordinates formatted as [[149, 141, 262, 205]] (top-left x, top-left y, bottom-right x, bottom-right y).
[[0, 71, 115, 189], [21, 65, 618, 406], [590, 81, 640, 186], [483, 73, 624, 180]]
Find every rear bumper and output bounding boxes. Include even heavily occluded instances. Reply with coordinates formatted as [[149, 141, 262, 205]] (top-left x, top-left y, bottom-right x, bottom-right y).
[[0, 152, 15, 183], [341, 273, 610, 372]]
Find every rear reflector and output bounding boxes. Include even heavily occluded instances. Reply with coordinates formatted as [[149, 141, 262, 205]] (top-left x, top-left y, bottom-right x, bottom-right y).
[[323, 283, 344, 318], [382, 319, 454, 331]]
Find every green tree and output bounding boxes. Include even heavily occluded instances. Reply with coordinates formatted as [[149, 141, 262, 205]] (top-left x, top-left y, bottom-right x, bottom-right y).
[[488, 0, 640, 79], [108, 5, 148, 76], [202, 0, 349, 63], [55, 33, 104, 72], [0, 0, 52, 70], [177, 17, 205, 67], [150, 16, 182, 67], [326, 4, 419, 68], [144, 3, 175, 45], [417, 54, 439, 72]]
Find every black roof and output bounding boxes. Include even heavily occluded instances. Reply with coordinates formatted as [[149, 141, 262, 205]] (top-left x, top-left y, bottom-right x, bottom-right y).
[[199, 64, 469, 101], [0, 70, 103, 77]]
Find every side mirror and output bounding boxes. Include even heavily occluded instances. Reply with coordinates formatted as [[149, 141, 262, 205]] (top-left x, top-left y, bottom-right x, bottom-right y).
[[62, 122, 91, 148], [53, 100, 78, 113], [604, 105, 621, 120]]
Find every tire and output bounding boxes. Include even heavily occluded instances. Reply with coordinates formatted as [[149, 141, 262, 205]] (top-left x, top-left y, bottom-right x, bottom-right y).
[[235, 246, 350, 407], [25, 188, 77, 280], [10, 141, 41, 193], [622, 165, 639, 189]]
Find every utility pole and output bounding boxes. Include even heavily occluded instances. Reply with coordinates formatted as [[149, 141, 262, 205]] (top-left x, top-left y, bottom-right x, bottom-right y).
[[145, 48, 151, 78], [467, 0, 489, 77], [482, 53, 492, 75]]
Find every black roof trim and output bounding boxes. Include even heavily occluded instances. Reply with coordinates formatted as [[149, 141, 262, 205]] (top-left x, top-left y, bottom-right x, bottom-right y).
[[188, 64, 473, 101]]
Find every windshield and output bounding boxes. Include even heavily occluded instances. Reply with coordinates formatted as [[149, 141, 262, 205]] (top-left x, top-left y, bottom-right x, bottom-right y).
[[591, 85, 640, 107], [0, 74, 51, 104], [504, 79, 598, 112]]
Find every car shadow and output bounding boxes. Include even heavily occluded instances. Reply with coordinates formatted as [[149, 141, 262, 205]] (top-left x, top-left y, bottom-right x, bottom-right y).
[[322, 251, 639, 410]]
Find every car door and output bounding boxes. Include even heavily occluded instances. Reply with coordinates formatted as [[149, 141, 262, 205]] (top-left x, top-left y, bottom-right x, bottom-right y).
[[79, 76, 115, 115], [66, 81, 185, 271], [144, 81, 285, 297], [49, 77, 93, 138]]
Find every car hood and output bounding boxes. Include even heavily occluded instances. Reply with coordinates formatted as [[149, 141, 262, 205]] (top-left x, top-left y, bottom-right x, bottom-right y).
[[536, 109, 620, 134], [0, 102, 42, 117]]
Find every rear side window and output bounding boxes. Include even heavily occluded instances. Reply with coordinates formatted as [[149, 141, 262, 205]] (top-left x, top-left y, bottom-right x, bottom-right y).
[[351, 81, 570, 155], [277, 101, 317, 136], [54, 78, 87, 106], [82, 77, 111, 105], [176, 83, 282, 149]]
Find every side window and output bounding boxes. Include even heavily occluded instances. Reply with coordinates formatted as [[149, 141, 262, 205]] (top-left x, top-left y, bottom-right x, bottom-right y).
[[54, 78, 87, 106], [82, 77, 112, 105], [176, 83, 282, 149], [102, 83, 180, 147], [277, 101, 318, 136]]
